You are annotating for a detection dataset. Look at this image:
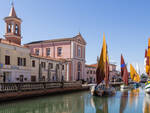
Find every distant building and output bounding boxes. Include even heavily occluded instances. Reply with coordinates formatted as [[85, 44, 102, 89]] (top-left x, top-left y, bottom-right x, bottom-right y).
[[85, 63, 119, 83], [85, 65, 96, 83]]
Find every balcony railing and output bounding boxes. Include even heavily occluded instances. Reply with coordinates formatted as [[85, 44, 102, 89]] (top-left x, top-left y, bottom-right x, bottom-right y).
[[0, 81, 82, 92]]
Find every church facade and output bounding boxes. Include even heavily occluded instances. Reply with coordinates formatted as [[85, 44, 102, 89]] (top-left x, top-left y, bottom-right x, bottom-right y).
[[25, 33, 86, 81]]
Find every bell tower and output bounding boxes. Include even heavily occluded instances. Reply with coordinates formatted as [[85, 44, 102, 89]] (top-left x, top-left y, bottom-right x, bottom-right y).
[[4, 3, 22, 45]]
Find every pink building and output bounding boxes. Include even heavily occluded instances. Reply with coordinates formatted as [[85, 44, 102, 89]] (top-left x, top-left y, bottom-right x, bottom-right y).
[[25, 34, 86, 81], [85, 65, 96, 83]]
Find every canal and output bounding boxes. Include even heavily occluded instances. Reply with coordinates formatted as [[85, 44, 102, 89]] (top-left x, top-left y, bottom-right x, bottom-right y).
[[0, 86, 149, 113]]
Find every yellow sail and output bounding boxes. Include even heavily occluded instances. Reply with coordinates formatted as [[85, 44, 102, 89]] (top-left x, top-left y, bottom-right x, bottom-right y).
[[130, 64, 140, 83], [96, 33, 109, 85]]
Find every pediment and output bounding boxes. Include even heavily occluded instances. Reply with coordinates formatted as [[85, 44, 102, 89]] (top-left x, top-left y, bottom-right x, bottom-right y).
[[74, 33, 86, 45]]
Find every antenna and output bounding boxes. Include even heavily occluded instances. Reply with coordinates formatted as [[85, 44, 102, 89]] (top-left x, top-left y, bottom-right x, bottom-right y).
[[11, 0, 14, 6]]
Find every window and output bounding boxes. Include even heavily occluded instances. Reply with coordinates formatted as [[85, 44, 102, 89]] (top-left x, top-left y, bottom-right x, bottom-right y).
[[62, 65, 64, 70], [31, 76, 36, 82], [56, 64, 59, 69], [48, 63, 53, 69], [46, 48, 50, 56], [18, 57, 26, 66], [93, 71, 96, 74], [35, 49, 39, 56], [90, 70, 92, 74], [41, 62, 46, 68], [8, 24, 11, 33], [15, 24, 18, 34], [23, 58, 26, 66], [87, 71, 89, 74], [32, 60, 35, 67], [18, 57, 20, 66], [5, 56, 10, 65], [78, 47, 81, 57], [57, 47, 62, 56]]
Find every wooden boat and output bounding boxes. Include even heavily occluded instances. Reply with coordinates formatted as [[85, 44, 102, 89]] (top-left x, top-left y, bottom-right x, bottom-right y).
[[145, 80, 150, 94], [120, 54, 131, 90], [130, 64, 140, 88], [91, 33, 116, 96]]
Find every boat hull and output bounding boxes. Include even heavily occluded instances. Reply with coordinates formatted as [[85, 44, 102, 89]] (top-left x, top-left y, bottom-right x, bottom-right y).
[[145, 84, 150, 94], [91, 85, 116, 97]]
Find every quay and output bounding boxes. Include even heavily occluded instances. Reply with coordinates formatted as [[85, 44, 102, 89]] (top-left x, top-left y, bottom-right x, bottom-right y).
[[0, 82, 89, 102]]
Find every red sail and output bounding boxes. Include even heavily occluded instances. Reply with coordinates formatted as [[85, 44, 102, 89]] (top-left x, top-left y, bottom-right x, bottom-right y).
[[123, 67, 128, 85], [96, 66, 105, 85], [121, 54, 126, 77], [145, 49, 147, 58], [104, 58, 109, 86], [121, 54, 129, 85]]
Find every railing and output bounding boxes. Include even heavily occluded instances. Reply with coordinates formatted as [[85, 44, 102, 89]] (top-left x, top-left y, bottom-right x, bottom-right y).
[[0, 81, 82, 92]]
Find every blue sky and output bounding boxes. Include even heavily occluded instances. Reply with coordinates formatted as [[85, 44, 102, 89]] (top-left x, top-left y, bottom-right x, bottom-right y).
[[0, 0, 150, 73]]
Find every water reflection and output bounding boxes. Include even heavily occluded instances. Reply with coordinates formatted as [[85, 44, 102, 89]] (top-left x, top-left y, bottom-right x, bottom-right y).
[[143, 94, 150, 113], [0, 92, 85, 113], [119, 91, 128, 113], [0, 88, 146, 113], [129, 88, 140, 107], [91, 96, 108, 113]]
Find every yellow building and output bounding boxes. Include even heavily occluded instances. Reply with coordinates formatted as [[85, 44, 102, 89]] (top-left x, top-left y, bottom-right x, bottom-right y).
[[0, 40, 31, 82]]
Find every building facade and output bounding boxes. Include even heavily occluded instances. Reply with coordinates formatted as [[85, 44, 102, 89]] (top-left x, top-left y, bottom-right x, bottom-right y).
[[85, 65, 96, 83], [30, 55, 69, 82], [25, 34, 86, 81], [0, 40, 31, 83]]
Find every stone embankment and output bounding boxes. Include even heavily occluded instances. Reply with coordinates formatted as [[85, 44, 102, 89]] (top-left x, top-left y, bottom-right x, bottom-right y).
[[0, 82, 89, 102]]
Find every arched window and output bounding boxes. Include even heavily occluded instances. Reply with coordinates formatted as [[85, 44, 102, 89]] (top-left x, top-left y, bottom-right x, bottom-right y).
[[77, 62, 82, 80], [8, 24, 11, 33], [78, 62, 81, 71], [15, 24, 18, 34]]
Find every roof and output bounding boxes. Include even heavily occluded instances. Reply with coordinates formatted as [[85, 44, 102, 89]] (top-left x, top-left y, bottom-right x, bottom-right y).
[[9, 4, 17, 17], [86, 63, 117, 68], [0, 38, 27, 48], [4, 3, 21, 21], [85, 64, 97, 68], [25, 33, 86, 45]]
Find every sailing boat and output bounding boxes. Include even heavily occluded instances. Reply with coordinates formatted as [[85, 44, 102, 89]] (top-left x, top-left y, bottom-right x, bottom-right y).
[[145, 38, 150, 93], [91, 33, 115, 96], [120, 54, 130, 90], [130, 64, 140, 87]]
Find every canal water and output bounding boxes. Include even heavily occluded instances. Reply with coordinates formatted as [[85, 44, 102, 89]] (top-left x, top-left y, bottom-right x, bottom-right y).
[[0, 86, 149, 113]]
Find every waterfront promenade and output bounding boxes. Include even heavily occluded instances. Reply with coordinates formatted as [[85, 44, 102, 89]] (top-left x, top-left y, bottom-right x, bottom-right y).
[[0, 82, 89, 102]]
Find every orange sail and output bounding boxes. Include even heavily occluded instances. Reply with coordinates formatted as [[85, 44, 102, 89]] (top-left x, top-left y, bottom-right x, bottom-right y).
[[145, 38, 150, 75], [96, 33, 109, 86]]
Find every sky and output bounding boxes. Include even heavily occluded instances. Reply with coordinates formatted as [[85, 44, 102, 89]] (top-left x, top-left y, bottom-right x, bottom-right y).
[[0, 0, 150, 73]]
